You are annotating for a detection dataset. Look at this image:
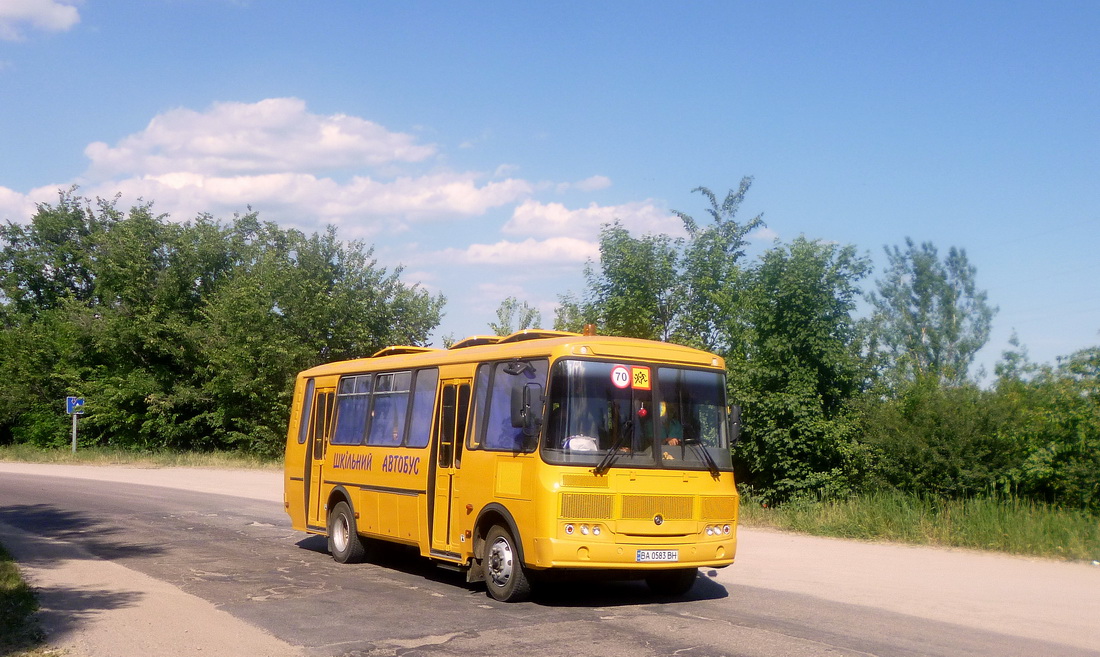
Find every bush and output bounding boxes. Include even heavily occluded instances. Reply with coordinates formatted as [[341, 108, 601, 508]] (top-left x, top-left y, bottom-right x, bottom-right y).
[[857, 381, 1020, 499]]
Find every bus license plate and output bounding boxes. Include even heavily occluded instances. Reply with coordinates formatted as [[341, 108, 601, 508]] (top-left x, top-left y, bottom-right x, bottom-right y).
[[636, 549, 678, 562]]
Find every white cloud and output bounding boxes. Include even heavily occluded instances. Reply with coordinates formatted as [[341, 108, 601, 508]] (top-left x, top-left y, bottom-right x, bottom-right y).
[[440, 237, 599, 266], [0, 185, 36, 221], [43, 97, 541, 230], [504, 199, 685, 240], [0, 0, 80, 41], [83, 170, 533, 235], [83, 98, 437, 179]]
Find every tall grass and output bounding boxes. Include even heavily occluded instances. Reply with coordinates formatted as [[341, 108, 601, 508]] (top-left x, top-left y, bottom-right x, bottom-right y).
[[0, 445, 281, 470], [738, 488, 1100, 562], [0, 543, 47, 655]]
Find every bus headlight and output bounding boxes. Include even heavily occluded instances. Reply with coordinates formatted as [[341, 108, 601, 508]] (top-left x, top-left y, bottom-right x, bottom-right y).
[[565, 523, 575, 535]]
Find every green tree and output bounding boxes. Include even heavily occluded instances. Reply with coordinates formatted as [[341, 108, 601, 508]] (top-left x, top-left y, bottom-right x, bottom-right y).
[[672, 177, 764, 352], [572, 221, 682, 340], [868, 238, 997, 387], [557, 181, 881, 502], [998, 345, 1100, 510], [557, 180, 762, 345], [489, 296, 542, 335], [552, 291, 591, 334], [731, 237, 872, 501], [0, 192, 444, 456], [0, 189, 108, 314]]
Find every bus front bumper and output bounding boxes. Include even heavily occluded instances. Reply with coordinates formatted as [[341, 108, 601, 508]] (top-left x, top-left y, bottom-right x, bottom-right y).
[[530, 535, 736, 570]]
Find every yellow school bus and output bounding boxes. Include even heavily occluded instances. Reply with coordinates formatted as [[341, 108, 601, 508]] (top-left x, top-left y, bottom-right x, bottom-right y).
[[283, 329, 739, 601]]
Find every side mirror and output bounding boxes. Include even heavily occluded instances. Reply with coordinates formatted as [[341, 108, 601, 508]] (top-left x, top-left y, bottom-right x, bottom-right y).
[[511, 382, 544, 437], [728, 404, 742, 446]]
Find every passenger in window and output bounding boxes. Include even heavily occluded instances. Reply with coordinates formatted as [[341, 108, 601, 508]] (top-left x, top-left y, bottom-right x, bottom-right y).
[[564, 402, 601, 452], [661, 404, 684, 461], [664, 404, 683, 446]]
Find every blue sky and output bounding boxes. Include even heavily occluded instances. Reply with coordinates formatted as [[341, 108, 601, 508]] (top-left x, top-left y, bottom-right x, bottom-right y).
[[1, 1, 1097, 375]]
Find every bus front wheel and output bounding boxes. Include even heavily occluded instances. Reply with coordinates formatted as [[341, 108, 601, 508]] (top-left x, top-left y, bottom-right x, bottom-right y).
[[484, 524, 531, 602], [328, 501, 366, 564], [645, 567, 698, 596]]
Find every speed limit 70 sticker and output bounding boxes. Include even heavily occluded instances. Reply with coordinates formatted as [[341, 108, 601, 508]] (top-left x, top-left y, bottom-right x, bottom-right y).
[[611, 365, 651, 390]]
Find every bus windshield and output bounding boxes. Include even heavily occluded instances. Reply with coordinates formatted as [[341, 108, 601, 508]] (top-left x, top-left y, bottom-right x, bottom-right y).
[[541, 360, 733, 472]]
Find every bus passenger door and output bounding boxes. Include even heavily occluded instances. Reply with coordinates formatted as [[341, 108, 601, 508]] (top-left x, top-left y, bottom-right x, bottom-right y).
[[304, 387, 336, 530], [431, 380, 470, 555]]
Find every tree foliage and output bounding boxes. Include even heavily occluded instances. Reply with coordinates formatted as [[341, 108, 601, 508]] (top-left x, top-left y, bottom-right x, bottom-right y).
[[489, 296, 541, 336], [731, 237, 873, 501], [997, 346, 1100, 510], [0, 190, 444, 455], [559, 182, 875, 502], [556, 177, 762, 349], [672, 177, 764, 352], [556, 221, 683, 340], [857, 381, 1020, 499], [854, 334, 1100, 510], [4, 185, 1097, 513], [868, 238, 996, 387], [555, 181, 1100, 510]]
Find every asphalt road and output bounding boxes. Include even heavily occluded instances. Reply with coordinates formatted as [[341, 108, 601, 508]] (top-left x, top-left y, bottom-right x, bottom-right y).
[[1, 464, 1097, 657]]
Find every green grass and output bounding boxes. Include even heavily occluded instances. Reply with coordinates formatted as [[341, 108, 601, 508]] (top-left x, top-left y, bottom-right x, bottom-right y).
[[0, 444, 281, 470], [0, 543, 51, 656], [738, 488, 1100, 562]]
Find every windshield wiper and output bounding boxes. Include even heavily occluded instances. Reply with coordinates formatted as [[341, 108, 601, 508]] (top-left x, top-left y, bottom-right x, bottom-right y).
[[687, 439, 722, 478], [593, 420, 633, 476]]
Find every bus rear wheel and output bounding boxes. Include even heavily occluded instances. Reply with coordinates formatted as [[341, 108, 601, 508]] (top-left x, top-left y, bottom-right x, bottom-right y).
[[328, 501, 366, 564], [645, 567, 698, 596], [484, 524, 531, 602]]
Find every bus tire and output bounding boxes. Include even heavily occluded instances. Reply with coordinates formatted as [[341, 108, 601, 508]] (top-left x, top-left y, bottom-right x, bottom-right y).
[[328, 501, 366, 564], [484, 524, 531, 602], [645, 567, 697, 596]]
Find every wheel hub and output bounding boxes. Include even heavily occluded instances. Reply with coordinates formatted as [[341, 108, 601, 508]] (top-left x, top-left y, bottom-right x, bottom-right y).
[[333, 515, 349, 552], [487, 537, 513, 586]]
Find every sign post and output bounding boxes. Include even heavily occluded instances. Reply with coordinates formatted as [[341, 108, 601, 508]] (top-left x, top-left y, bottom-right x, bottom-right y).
[[66, 397, 85, 453]]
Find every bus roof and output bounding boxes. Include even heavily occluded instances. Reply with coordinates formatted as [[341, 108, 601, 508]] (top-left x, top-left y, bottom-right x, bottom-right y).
[[298, 330, 725, 379]]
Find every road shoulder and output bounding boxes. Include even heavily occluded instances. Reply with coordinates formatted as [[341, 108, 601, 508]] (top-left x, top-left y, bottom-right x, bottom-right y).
[[0, 519, 303, 657]]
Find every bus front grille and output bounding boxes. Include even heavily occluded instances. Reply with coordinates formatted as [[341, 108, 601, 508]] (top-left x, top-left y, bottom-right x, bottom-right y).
[[560, 493, 614, 519], [701, 496, 738, 520], [621, 495, 694, 520]]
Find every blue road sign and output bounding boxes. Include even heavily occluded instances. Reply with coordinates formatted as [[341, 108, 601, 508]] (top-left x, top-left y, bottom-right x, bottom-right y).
[[66, 397, 85, 415]]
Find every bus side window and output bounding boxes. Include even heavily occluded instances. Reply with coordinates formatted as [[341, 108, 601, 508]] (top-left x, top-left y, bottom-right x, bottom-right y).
[[438, 385, 457, 467], [297, 379, 315, 444], [454, 384, 470, 467], [311, 391, 334, 460], [406, 369, 438, 448], [483, 359, 547, 452], [466, 364, 490, 450], [332, 375, 371, 445], [367, 372, 411, 446]]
